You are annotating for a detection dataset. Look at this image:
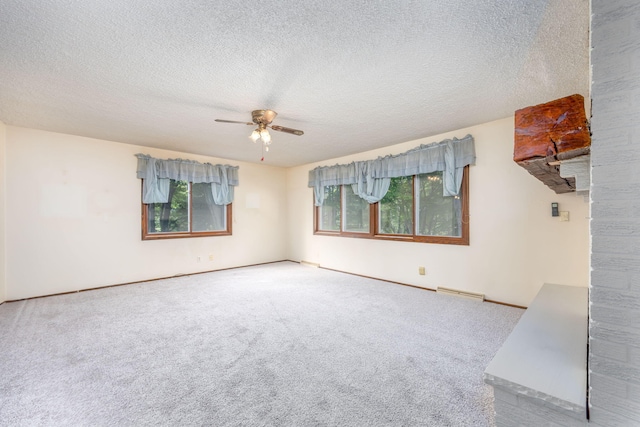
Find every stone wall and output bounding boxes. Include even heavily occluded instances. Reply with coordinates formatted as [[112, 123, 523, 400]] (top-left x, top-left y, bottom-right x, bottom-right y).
[[590, 1, 640, 425]]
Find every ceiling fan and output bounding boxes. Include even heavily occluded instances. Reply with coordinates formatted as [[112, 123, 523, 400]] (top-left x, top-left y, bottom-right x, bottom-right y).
[[215, 110, 304, 157]]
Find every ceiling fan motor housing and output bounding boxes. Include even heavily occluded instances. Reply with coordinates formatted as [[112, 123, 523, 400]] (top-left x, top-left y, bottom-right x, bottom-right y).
[[252, 109, 277, 125]]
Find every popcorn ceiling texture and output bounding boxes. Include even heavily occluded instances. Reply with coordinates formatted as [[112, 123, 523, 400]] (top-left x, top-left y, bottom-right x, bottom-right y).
[[0, 0, 589, 166]]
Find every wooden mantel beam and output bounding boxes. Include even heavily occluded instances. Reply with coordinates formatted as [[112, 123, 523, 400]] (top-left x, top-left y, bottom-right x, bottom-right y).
[[514, 94, 591, 194]]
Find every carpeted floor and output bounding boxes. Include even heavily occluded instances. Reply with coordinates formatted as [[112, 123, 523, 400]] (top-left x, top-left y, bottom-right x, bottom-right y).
[[0, 261, 522, 426]]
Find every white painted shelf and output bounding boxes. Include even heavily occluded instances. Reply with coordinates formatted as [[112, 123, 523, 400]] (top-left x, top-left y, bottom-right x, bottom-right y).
[[484, 283, 588, 423]]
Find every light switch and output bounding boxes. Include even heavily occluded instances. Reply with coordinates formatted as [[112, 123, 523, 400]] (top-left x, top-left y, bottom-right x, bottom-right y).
[[560, 211, 570, 221]]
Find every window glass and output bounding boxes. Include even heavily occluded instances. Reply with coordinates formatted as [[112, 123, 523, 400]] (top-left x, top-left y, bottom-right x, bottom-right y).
[[319, 185, 341, 231], [313, 167, 469, 245], [343, 186, 370, 233], [147, 180, 189, 233], [378, 176, 413, 235], [416, 172, 461, 237], [142, 180, 231, 239], [192, 182, 226, 232]]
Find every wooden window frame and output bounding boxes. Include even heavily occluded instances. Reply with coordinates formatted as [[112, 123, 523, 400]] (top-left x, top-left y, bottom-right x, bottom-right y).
[[141, 181, 232, 240], [313, 166, 469, 245]]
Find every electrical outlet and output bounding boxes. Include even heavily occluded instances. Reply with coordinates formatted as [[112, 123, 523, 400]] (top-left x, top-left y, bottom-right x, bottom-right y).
[[560, 211, 570, 222], [419, 266, 426, 275], [209, 254, 214, 261]]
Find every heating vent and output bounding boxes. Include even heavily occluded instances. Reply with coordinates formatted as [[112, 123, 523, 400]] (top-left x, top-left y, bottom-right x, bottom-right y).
[[437, 287, 485, 301]]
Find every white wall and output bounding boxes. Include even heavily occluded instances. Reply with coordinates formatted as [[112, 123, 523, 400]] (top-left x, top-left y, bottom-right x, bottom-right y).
[[287, 117, 590, 307], [5, 126, 288, 300], [0, 121, 6, 303], [4, 117, 590, 305]]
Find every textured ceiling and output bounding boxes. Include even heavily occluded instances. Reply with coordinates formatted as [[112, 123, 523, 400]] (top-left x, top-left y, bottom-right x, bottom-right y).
[[0, 0, 590, 167]]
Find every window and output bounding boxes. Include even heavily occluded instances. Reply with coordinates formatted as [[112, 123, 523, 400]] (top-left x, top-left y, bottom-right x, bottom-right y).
[[378, 176, 413, 235], [136, 154, 238, 240], [314, 167, 469, 245], [343, 185, 370, 233], [309, 135, 474, 244], [318, 185, 341, 231], [142, 179, 231, 239], [415, 172, 461, 237]]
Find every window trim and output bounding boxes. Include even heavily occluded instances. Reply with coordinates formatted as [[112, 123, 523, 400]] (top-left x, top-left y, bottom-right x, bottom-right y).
[[313, 166, 469, 245], [141, 181, 232, 240]]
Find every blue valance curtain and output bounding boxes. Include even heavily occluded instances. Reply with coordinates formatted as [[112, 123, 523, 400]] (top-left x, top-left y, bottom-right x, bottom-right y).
[[135, 154, 239, 205], [308, 135, 475, 206]]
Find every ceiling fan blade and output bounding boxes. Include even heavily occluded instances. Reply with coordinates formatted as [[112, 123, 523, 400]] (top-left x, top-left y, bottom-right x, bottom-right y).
[[215, 119, 254, 125], [270, 125, 304, 136]]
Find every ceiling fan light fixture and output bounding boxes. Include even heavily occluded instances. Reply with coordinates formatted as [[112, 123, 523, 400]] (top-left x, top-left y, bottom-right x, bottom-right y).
[[216, 109, 304, 160], [260, 129, 271, 144]]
